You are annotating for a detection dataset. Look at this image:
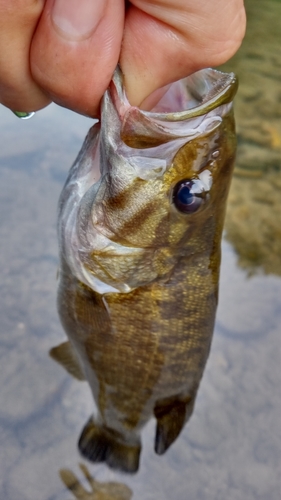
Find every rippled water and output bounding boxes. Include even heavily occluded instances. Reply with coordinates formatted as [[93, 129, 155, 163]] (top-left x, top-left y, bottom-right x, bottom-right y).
[[0, 1, 280, 499]]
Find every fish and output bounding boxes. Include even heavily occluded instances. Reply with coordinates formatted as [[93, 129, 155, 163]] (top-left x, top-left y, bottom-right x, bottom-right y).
[[51, 67, 237, 473]]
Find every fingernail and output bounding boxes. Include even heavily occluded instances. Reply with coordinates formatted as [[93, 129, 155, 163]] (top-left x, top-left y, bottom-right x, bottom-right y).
[[52, 0, 105, 40]]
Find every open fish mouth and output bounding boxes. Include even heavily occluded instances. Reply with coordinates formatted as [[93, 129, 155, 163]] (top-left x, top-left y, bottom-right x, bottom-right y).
[[112, 66, 238, 118], [96, 67, 237, 186], [109, 66, 237, 148]]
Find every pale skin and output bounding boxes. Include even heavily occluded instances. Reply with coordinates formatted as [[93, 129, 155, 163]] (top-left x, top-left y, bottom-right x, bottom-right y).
[[0, 0, 246, 116]]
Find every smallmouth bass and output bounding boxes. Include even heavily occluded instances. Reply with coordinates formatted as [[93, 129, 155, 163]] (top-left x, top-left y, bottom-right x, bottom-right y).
[[51, 68, 237, 472]]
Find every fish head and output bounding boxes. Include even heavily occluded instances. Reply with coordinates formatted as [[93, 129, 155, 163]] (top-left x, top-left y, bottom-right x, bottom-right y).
[[63, 68, 237, 294]]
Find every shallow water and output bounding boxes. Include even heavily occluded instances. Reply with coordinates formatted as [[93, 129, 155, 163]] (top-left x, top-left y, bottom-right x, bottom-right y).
[[0, 0, 280, 499]]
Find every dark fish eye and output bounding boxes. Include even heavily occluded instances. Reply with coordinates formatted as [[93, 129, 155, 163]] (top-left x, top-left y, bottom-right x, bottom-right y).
[[172, 179, 206, 214]]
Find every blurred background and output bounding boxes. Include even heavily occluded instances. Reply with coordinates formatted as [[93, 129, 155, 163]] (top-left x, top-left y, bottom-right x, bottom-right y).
[[0, 0, 280, 498]]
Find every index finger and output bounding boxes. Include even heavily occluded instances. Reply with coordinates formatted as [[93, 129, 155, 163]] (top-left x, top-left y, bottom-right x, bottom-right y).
[[120, 0, 246, 107]]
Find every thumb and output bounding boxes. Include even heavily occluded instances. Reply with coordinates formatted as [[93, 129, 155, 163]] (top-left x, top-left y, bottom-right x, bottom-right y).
[[30, 0, 124, 116]]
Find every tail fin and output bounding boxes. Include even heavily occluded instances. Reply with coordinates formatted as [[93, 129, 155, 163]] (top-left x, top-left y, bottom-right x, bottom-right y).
[[78, 418, 141, 474]]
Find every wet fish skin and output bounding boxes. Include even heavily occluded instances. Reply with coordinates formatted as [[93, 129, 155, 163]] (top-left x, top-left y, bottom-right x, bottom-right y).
[[53, 68, 237, 472]]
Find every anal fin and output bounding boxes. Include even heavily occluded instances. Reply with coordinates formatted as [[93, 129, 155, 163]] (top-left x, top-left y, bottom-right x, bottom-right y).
[[49, 341, 85, 381], [154, 395, 195, 455]]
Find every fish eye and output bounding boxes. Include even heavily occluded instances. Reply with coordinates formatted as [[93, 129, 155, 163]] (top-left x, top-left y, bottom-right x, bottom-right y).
[[172, 179, 207, 214]]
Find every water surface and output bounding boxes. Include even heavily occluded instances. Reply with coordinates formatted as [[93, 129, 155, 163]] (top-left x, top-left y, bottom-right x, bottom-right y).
[[0, 0, 280, 498]]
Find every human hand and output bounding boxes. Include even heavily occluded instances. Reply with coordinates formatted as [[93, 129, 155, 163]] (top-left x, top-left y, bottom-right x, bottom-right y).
[[0, 0, 246, 117]]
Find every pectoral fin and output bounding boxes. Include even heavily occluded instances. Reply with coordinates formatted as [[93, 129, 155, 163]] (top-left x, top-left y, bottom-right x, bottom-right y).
[[49, 341, 85, 381]]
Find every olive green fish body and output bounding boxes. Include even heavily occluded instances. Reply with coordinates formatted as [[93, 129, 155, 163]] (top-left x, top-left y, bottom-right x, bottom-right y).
[[54, 68, 237, 472]]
